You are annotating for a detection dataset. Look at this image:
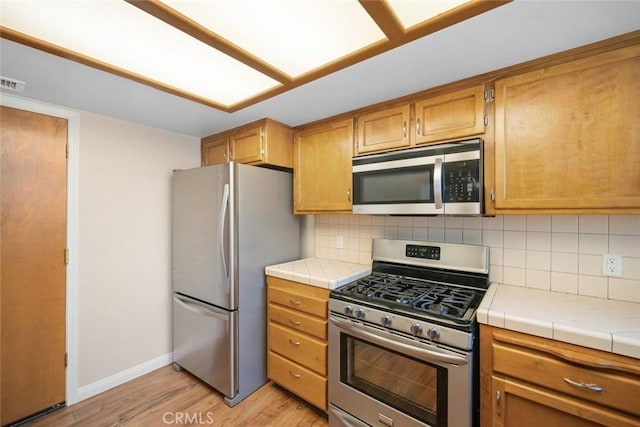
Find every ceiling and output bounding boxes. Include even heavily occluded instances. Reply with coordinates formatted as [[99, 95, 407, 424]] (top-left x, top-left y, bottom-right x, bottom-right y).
[[1, 1, 639, 138]]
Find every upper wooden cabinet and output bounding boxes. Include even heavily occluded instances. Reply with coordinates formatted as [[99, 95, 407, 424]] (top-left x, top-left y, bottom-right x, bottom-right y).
[[413, 85, 486, 145], [201, 118, 293, 169], [493, 44, 640, 213], [293, 118, 354, 214], [355, 104, 411, 155], [201, 134, 229, 166], [353, 85, 488, 156]]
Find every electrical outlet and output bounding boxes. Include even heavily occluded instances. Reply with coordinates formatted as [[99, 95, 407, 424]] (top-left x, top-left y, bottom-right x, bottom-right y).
[[336, 235, 344, 249], [602, 254, 622, 277]]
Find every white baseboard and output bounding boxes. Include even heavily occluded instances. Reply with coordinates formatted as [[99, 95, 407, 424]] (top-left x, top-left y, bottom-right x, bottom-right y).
[[76, 352, 173, 403]]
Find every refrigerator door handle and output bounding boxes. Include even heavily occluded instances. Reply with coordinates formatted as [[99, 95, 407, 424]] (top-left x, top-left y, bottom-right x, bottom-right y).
[[219, 183, 231, 293], [174, 295, 230, 321]]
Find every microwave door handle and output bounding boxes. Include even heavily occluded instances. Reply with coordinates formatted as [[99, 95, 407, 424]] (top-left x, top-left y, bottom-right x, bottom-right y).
[[434, 157, 443, 209]]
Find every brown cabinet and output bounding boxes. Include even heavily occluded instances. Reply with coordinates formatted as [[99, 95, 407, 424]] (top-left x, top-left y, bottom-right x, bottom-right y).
[[201, 134, 229, 166], [480, 325, 640, 427], [492, 44, 640, 214], [201, 118, 293, 168], [355, 104, 411, 155], [413, 85, 486, 146], [293, 118, 354, 214], [353, 85, 487, 156], [267, 276, 329, 411]]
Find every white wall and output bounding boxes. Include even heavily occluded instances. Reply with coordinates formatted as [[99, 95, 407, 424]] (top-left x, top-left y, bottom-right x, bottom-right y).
[[314, 214, 640, 304], [78, 112, 199, 387]]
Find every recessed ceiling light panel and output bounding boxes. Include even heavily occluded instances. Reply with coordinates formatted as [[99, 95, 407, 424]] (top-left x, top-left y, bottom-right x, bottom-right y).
[[387, 0, 471, 29], [0, 0, 281, 107], [161, 0, 387, 78]]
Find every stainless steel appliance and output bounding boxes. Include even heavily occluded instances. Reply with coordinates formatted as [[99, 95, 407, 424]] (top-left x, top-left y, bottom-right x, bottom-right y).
[[352, 139, 483, 215], [171, 163, 299, 406], [328, 239, 489, 427]]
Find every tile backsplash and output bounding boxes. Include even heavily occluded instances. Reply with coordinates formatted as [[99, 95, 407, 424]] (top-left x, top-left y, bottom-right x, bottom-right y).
[[313, 215, 640, 303]]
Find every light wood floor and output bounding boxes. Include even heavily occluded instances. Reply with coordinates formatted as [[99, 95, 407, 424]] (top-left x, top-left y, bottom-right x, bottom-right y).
[[23, 366, 328, 426]]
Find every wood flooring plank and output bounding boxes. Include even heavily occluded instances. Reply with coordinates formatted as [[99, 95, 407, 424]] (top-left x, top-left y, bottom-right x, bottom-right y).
[[23, 366, 328, 427]]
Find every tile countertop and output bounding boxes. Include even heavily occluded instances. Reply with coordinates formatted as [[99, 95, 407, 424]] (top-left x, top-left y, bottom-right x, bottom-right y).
[[265, 257, 372, 290], [478, 283, 640, 359]]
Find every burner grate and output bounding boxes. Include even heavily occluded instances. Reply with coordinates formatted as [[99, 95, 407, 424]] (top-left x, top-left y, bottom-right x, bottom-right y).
[[334, 272, 483, 321]]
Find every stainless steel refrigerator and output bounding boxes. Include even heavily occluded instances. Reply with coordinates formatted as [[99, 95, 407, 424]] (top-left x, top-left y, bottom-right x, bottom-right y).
[[171, 162, 300, 406]]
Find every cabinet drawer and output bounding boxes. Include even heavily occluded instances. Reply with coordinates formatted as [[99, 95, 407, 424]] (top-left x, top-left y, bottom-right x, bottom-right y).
[[268, 281, 328, 318], [493, 342, 640, 417], [269, 322, 326, 375], [269, 304, 327, 340], [268, 351, 327, 411]]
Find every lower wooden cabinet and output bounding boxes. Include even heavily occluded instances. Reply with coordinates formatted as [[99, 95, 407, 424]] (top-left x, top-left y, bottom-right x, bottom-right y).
[[480, 325, 640, 427], [266, 276, 329, 411]]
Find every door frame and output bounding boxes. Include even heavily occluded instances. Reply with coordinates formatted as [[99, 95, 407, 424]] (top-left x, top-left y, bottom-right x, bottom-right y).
[[1, 93, 80, 405]]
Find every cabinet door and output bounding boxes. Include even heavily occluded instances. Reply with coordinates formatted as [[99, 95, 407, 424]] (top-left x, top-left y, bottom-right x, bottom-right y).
[[491, 377, 638, 427], [413, 85, 485, 145], [494, 45, 640, 212], [355, 104, 410, 155], [293, 118, 354, 213], [202, 135, 229, 166], [230, 125, 263, 164]]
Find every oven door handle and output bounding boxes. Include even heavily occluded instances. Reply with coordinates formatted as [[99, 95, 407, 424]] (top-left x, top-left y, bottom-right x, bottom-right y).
[[330, 317, 468, 366]]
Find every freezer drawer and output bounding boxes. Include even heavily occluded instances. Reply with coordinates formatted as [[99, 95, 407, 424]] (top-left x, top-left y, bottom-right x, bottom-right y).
[[173, 294, 236, 398]]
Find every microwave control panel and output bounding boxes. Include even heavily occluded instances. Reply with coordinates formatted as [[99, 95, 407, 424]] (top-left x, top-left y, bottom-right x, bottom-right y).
[[443, 159, 480, 202]]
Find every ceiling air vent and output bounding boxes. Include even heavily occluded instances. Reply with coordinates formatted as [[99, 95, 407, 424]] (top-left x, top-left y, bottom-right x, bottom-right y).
[[1, 76, 26, 93]]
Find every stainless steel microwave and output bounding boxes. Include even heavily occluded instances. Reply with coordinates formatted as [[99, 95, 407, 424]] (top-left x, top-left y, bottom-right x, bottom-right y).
[[352, 138, 483, 215]]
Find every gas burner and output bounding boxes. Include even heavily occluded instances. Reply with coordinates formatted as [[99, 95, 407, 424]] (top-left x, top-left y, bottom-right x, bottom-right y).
[[334, 272, 485, 322]]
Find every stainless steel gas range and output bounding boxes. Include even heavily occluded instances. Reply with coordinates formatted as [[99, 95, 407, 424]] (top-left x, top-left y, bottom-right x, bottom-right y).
[[328, 239, 489, 427]]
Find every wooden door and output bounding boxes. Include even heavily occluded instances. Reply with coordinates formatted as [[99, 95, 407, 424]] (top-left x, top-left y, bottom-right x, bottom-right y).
[[293, 118, 353, 214], [230, 125, 263, 164], [493, 44, 640, 213], [491, 377, 638, 427], [201, 135, 229, 166], [1, 106, 67, 425], [355, 104, 410, 155], [413, 85, 485, 145]]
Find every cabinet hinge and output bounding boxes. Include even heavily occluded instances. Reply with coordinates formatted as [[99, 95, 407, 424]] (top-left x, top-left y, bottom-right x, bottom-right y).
[[484, 116, 489, 127], [490, 190, 495, 202], [260, 130, 264, 140], [484, 88, 495, 103], [65, 142, 69, 158], [65, 352, 68, 367], [64, 248, 69, 265]]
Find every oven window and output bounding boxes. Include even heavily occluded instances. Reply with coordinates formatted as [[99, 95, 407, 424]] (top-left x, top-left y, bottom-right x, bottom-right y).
[[353, 166, 433, 204], [341, 334, 447, 426]]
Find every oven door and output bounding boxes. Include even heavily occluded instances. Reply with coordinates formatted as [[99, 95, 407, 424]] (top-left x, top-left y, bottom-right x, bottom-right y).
[[329, 315, 473, 427], [352, 152, 444, 215]]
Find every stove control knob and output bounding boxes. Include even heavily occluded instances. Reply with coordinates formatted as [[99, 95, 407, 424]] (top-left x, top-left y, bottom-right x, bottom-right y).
[[355, 308, 366, 320], [343, 305, 353, 316], [380, 315, 392, 327], [410, 323, 422, 336], [427, 327, 440, 341]]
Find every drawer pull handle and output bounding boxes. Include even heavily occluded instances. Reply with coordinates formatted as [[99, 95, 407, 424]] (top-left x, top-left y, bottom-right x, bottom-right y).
[[289, 319, 301, 326], [289, 299, 301, 306], [289, 370, 301, 379], [288, 339, 301, 346], [562, 377, 603, 393]]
